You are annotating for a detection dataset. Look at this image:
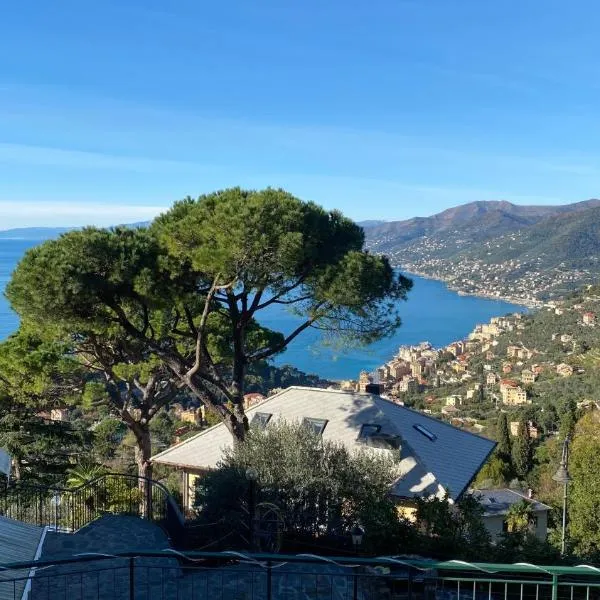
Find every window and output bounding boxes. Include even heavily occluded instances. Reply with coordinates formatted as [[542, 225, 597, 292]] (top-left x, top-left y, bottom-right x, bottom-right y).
[[302, 418, 328, 436], [413, 423, 437, 441], [250, 412, 272, 429], [357, 424, 381, 441], [365, 433, 402, 450]]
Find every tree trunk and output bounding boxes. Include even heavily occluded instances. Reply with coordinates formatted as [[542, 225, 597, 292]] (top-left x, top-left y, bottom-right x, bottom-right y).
[[12, 457, 22, 481], [133, 425, 153, 519]]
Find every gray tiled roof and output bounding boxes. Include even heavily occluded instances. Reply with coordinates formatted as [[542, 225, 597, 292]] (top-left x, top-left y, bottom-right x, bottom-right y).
[[0, 516, 45, 600], [469, 488, 551, 516], [152, 387, 496, 501]]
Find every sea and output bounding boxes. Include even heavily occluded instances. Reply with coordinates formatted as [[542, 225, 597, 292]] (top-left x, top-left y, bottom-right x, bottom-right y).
[[0, 238, 524, 380]]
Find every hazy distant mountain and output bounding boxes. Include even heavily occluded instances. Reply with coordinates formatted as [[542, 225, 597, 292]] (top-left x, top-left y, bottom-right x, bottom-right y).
[[365, 199, 600, 252], [0, 221, 151, 241], [0, 227, 74, 240]]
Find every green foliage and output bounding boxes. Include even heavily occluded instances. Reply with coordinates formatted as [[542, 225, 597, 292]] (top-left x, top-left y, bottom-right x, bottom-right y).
[[66, 463, 109, 488], [496, 413, 512, 461], [6, 188, 411, 442], [473, 455, 512, 488], [92, 418, 126, 461], [0, 329, 90, 482], [413, 494, 491, 559], [512, 421, 533, 481], [194, 422, 405, 553], [567, 412, 600, 558], [505, 499, 535, 533]]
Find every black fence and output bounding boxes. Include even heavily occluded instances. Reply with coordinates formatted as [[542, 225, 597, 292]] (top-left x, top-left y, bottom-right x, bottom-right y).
[[3, 551, 600, 600], [0, 474, 185, 542], [0, 551, 433, 600]]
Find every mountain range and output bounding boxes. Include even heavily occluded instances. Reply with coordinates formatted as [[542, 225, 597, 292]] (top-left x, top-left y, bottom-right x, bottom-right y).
[[364, 199, 600, 252], [365, 199, 600, 302]]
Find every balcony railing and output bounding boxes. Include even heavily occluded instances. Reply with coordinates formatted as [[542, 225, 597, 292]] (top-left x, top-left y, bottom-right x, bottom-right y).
[[0, 473, 185, 543], [2, 551, 600, 600]]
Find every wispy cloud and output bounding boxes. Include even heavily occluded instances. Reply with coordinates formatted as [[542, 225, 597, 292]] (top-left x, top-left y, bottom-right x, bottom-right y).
[[0, 143, 203, 173]]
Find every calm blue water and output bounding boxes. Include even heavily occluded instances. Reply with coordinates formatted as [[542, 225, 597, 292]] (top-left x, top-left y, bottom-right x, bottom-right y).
[[0, 238, 524, 379]]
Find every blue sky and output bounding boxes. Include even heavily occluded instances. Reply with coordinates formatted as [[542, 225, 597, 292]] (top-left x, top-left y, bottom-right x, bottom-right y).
[[2, 0, 600, 228]]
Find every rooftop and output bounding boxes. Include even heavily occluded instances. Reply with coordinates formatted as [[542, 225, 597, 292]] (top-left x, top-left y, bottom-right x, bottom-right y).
[[152, 386, 496, 502]]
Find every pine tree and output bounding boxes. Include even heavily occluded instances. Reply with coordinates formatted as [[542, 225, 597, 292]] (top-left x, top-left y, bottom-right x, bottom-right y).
[[496, 413, 512, 461], [511, 420, 532, 480]]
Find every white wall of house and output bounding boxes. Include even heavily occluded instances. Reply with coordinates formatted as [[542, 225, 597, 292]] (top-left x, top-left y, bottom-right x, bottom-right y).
[[483, 510, 548, 542]]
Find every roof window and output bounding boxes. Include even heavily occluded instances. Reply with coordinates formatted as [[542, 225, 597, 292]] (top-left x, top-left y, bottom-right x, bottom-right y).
[[413, 423, 437, 441], [250, 412, 272, 430], [357, 424, 381, 440], [302, 418, 328, 436]]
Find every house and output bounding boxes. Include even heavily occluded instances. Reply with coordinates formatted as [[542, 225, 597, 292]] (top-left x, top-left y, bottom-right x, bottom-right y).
[[500, 380, 528, 405], [556, 363, 574, 377], [583, 312, 596, 326], [50, 407, 70, 422], [560, 334, 573, 344], [445, 395, 462, 407], [486, 372, 497, 386], [469, 489, 550, 542], [396, 376, 418, 394], [521, 370, 536, 385], [410, 361, 423, 378], [510, 420, 540, 439], [179, 408, 203, 426], [358, 371, 373, 393], [502, 363, 513, 374], [243, 393, 266, 409], [151, 387, 496, 510]]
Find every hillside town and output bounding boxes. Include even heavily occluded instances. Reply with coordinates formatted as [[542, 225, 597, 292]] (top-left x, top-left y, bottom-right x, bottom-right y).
[[338, 287, 600, 440]]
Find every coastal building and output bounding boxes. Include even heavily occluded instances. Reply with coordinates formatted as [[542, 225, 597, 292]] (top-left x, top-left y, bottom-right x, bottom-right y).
[[445, 395, 462, 407], [397, 376, 418, 394], [583, 311, 596, 326], [521, 369, 536, 385], [500, 380, 528, 405], [151, 386, 496, 510], [339, 380, 357, 392], [510, 420, 540, 439], [179, 408, 203, 426], [556, 363, 574, 377], [50, 407, 70, 422], [244, 393, 266, 409], [390, 360, 411, 379], [410, 361, 423, 378], [470, 489, 550, 542], [486, 372, 498, 386], [358, 371, 372, 393]]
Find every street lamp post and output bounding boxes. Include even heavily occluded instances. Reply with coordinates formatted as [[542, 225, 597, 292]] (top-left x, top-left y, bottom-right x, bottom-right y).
[[552, 436, 571, 556]]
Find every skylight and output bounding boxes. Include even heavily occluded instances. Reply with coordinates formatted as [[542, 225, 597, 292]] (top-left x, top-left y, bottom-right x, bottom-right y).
[[302, 417, 328, 436], [250, 412, 272, 430], [413, 423, 437, 441], [365, 433, 401, 450], [357, 424, 381, 440]]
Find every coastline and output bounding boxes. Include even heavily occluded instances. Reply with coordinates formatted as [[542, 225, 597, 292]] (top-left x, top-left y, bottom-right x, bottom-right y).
[[398, 267, 539, 310]]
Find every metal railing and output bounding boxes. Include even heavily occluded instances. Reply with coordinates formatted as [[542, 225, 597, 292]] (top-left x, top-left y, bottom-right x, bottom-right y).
[[2, 551, 600, 600], [0, 473, 185, 541]]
